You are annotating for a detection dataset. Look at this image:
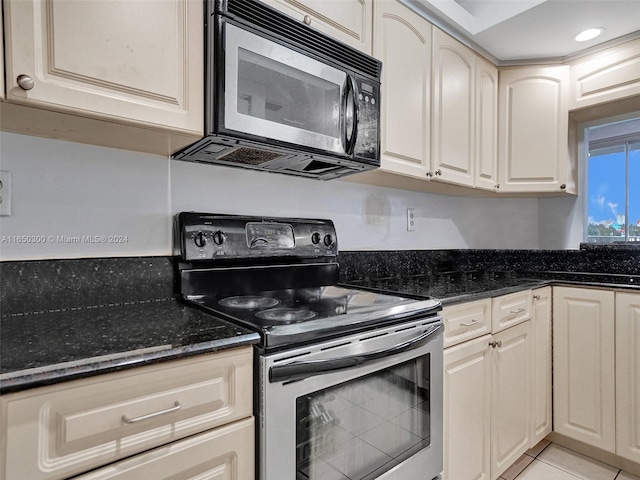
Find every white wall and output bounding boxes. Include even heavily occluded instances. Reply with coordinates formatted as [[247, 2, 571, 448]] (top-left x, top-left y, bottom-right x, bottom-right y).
[[0, 132, 542, 260]]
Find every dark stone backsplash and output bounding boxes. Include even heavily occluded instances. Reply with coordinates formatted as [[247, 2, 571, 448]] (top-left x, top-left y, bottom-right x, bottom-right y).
[[2, 248, 638, 317], [0, 256, 177, 317]]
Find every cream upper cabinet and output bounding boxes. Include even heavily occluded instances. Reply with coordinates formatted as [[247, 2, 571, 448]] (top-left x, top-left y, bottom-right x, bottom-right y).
[[530, 287, 552, 445], [498, 65, 571, 193], [443, 334, 492, 480], [262, 0, 373, 54], [3, 0, 203, 135], [616, 292, 640, 465], [569, 38, 640, 110], [432, 28, 475, 187], [475, 56, 499, 191], [553, 286, 616, 452], [491, 320, 532, 479], [374, 0, 432, 179], [431, 29, 498, 191]]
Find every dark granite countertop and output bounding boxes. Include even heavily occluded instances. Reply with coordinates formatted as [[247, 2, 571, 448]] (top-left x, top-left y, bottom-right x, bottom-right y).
[[0, 299, 260, 394]]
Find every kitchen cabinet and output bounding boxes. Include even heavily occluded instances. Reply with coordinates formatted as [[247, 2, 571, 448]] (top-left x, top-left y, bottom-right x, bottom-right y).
[[443, 334, 492, 480], [431, 29, 498, 190], [443, 292, 535, 480], [491, 320, 532, 479], [0, 347, 254, 480], [491, 289, 532, 332], [1, 0, 203, 155], [553, 286, 616, 452], [569, 38, 640, 110], [616, 292, 640, 464], [374, 0, 432, 179], [498, 65, 572, 193], [262, 0, 372, 54], [530, 287, 552, 445]]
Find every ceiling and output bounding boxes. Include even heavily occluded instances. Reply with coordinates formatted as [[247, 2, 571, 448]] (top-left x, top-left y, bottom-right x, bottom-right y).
[[402, 0, 640, 64]]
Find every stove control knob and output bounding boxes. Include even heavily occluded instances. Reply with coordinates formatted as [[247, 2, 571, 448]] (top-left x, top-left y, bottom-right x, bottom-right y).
[[193, 231, 207, 248], [323, 234, 334, 247], [311, 232, 321, 245], [212, 230, 225, 246]]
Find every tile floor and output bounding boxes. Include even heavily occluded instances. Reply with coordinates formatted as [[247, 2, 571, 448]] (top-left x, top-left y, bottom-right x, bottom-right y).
[[499, 440, 640, 480]]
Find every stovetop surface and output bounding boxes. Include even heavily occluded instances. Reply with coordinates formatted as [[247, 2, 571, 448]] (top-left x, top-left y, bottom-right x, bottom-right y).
[[185, 285, 441, 349]]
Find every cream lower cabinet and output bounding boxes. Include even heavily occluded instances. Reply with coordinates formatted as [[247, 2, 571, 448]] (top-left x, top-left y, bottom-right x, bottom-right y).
[[0, 347, 254, 480], [530, 287, 552, 445], [553, 287, 616, 452], [443, 294, 536, 480], [616, 292, 640, 464], [444, 333, 492, 480], [374, 0, 432, 179]]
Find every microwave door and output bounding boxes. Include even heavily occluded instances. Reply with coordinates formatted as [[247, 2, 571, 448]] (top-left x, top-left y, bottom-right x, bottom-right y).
[[223, 23, 347, 155]]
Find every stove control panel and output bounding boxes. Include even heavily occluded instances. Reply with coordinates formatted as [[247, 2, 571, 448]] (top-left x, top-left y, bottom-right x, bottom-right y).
[[177, 212, 338, 261]]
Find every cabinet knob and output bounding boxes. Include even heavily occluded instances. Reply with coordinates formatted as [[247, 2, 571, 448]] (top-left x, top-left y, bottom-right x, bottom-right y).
[[560, 184, 567, 190], [303, 15, 312, 25], [533, 294, 541, 300], [435, 169, 442, 176], [489, 340, 502, 349], [495, 184, 500, 190], [16, 74, 35, 91], [426, 171, 433, 178]]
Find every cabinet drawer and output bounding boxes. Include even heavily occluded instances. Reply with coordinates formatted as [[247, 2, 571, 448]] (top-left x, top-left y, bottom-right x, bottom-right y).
[[442, 299, 492, 348], [492, 290, 532, 332], [1, 347, 253, 480], [74, 417, 254, 480]]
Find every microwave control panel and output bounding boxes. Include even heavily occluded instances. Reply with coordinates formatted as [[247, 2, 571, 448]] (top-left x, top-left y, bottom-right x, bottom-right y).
[[353, 78, 380, 162]]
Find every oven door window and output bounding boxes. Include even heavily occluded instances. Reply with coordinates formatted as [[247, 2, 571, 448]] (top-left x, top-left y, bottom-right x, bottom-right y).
[[224, 23, 347, 154], [296, 356, 431, 479]]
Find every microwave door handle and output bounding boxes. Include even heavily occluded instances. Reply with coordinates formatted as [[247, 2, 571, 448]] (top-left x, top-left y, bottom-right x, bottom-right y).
[[343, 75, 359, 155], [269, 323, 443, 383]]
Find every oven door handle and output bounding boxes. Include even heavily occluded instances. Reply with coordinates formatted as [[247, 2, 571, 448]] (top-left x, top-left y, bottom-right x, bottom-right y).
[[269, 323, 443, 383]]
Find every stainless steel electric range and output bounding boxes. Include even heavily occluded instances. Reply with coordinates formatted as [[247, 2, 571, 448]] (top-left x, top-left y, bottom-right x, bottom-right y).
[[176, 212, 444, 480]]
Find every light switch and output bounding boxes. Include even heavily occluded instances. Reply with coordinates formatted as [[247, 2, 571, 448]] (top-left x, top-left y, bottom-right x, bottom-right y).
[[0, 171, 12, 216]]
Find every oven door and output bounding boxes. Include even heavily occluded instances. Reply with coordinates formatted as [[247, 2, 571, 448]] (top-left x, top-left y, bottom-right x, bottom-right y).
[[260, 317, 443, 480], [219, 21, 356, 156]]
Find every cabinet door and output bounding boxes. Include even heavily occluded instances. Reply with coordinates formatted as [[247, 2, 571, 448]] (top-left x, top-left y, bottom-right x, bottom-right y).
[[432, 28, 475, 187], [553, 287, 615, 452], [3, 0, 202, 134], [475, 57, 498, 191], [531, 287, 552, 445], [443, 334, 492, 480], [569, 38, 640, 109], [374, 0, 431, 179], [262, 0, 372, 54], [491, 321, 531, 479], [616, 292, 640, 464], [498, 65, 570, 193]]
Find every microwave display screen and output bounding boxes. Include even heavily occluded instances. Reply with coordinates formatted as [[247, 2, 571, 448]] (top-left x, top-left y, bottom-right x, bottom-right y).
[[237, 48, 341, 137]]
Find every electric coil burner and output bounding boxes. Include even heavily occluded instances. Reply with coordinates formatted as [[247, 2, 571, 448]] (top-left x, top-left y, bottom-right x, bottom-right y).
[[176, 213, 444, 480]]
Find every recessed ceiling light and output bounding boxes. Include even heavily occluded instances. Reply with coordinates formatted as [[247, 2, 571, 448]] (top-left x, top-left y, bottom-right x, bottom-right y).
[[574, 28, 604, 42]]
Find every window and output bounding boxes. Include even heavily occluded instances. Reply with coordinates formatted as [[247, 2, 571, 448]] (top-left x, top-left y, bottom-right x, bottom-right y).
[[586, 118, 640, 244]]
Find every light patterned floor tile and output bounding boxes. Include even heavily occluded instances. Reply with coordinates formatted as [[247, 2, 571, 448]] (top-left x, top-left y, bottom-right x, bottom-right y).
[[617, 472, 640, 480], [538, 444, 619, 480], [516, 459, 584, 480]]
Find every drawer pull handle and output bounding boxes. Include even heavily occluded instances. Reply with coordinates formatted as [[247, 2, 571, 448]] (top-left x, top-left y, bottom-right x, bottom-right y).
[[510, 308, 525, 314], [489, 340, 502, 348], [533, 294, 541, 300], [460, 320, 479, 326], [122, 401, 182, 424]]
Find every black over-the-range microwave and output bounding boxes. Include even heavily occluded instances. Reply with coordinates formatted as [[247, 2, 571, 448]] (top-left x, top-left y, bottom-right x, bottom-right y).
[[172, 0, 383, 180]]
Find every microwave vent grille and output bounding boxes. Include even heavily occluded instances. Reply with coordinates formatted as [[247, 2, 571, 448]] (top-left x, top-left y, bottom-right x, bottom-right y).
[[225, 0, 380, 79]]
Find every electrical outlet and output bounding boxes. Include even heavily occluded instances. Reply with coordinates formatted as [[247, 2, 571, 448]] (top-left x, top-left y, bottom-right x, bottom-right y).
[[406, 208, 415, 231], [0, 171, 12, 216]]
